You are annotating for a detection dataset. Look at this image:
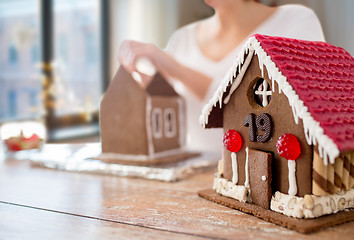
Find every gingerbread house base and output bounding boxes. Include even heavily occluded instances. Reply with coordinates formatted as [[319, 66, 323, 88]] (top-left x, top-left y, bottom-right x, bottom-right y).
[[198, 189, 354, 234], [96, 150, 200, 166], [27, 143, 218, 182]]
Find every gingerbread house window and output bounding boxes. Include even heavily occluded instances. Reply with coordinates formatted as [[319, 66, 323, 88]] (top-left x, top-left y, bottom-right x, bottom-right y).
[[164, 108, 176, 138], [152, 108, 162, 138], [253, 78, 272, 107]]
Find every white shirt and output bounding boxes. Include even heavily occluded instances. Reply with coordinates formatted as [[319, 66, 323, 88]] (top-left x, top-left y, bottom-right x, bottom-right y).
[[165, 4, 325, 152]]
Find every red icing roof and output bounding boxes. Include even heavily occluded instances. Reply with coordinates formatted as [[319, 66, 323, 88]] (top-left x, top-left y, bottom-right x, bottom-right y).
[[252, 34, 354, 152]]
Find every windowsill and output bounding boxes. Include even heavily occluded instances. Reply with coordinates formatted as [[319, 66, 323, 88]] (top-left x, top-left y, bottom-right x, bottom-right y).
[[47, 124, 100, 143]]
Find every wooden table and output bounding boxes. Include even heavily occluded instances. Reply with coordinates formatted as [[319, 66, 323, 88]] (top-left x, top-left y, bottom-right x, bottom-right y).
[[0, 158, 353, 239]]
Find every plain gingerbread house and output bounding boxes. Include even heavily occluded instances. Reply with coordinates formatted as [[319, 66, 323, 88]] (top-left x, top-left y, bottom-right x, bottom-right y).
[[99, 66, 195, 165]]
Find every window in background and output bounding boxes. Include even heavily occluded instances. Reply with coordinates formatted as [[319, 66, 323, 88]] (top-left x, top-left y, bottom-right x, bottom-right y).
[[0, 0, 106, 141], [8, 45, 19, 66], [0, 0, 42, 122], [52, 0, 102, 119]]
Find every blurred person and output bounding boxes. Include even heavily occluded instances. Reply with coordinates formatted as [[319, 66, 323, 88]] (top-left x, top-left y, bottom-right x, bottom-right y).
[[117, 0, 325, 152]]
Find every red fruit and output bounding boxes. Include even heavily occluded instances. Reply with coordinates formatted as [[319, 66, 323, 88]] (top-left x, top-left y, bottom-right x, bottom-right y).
[[223, 129, 242, 153], [276, 133, 301, 160], [6, 141, 22, 151], [4, 133, 43, 152], [27, 134, 39, 141]]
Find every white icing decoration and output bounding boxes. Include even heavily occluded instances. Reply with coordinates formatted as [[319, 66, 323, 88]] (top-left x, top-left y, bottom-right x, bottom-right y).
[[177, 98, 186, 147], [199, 36, 340, 165], [164, 108, 177, 138], [146, 97, 154, 155], [231, 152, 238, 184], [213, 174, 247, 202], [215, 173, 354, 218], [255, 79, 272, 107], [151, 107, 163, 139], [271, 189, 354, 219], [147, 97, 185, 154], [224, 50, 254, 104], [261, 175, 267, 181], [244, 147, 250, 189], [288, 160, 297, 196], [217, 159, 224, 175]]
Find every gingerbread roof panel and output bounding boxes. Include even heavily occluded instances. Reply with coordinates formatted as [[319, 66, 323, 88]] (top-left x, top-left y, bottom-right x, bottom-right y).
[[200, 34, 354, 164], [255, 35, 354, 151], [253, 34, 354, 152]]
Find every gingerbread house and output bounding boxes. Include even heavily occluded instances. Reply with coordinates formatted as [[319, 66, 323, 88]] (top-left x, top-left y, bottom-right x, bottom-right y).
[[99, 66, 197, 165], [199, 34, 353, 221]]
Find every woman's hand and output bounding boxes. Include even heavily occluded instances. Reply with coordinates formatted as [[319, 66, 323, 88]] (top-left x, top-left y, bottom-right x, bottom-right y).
[[118, 40, 171, 86], [117, 40, 212, 101], [118, 40, 159, 74]]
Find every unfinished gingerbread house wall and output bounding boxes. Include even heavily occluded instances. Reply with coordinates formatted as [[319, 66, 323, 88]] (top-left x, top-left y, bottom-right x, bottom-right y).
[[146, 73, 184, 153], [100, 66, 149, 155], [100, 66, 185, 157]]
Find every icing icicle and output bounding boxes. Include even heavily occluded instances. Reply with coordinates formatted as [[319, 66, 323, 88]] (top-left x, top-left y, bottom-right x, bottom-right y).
[[288, 160, 297, 196], [223, 129, 243, 185], [244, 147, 250, 189], [276, 133, 301, 196], [231, 152, 238, 184], [223, 51, 254, 104]]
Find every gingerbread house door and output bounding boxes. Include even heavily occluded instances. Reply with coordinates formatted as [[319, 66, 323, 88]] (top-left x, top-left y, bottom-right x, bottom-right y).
[[248, 149, 272, 209]]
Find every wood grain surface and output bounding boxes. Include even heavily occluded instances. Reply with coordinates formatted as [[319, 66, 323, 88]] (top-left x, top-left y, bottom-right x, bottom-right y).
[[0, 159, 353, 240], [0, 202, 201, 240]]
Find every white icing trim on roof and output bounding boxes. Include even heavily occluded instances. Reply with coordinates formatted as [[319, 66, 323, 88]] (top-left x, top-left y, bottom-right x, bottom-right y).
[[224, 50, 254, 104], [199, 36, 340, 165]]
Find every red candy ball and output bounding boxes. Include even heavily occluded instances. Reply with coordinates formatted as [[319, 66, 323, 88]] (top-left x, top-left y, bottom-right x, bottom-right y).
[[223, 129, 242, 153], [276, 133, 301, 160]]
